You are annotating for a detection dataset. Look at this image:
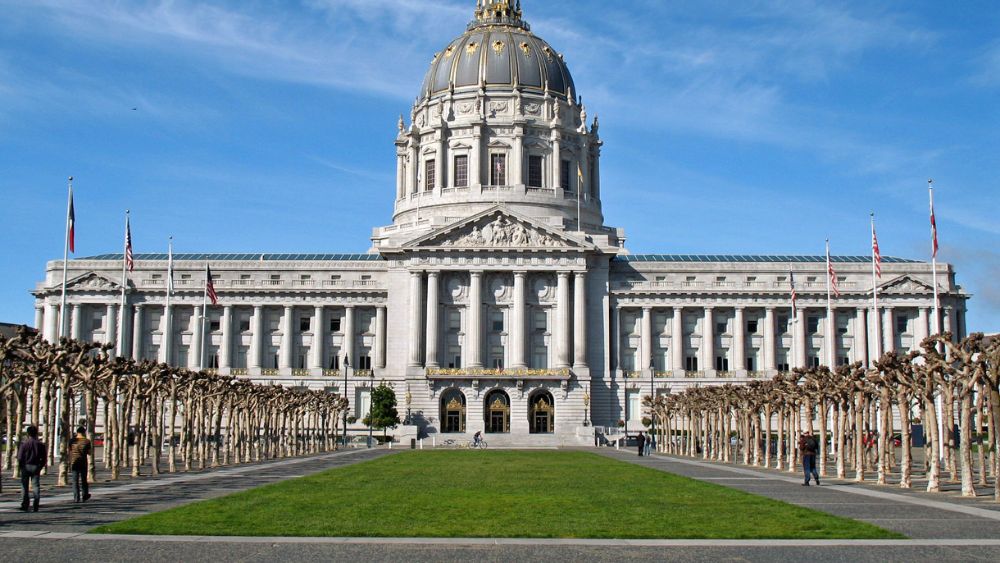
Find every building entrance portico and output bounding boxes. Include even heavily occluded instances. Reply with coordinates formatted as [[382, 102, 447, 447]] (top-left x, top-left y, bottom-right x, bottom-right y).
[[440, 389, 466, 433], [484, 389, 511, 433]]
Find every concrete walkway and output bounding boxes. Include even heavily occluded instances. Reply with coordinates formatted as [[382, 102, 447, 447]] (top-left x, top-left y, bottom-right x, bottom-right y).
[[597, 449, 1000, 540]]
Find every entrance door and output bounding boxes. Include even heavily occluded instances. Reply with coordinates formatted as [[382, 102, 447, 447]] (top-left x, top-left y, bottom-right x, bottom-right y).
[[529, 392, 555, 434], [484, 390, 511, 434], [489, 411, 507, 433], [533, 412, 550, 433], [445, 412, 462, 433]]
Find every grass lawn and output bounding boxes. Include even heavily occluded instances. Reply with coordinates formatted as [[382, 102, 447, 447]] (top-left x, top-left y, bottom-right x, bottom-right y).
[[93, 450, 902, 539]]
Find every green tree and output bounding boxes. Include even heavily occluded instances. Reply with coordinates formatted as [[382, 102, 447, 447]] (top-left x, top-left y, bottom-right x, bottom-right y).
[[365, 383, 400, 440]]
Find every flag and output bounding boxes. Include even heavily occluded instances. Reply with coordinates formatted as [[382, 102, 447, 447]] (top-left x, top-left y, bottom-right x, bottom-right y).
[[494, 156, 504, 185], [166, 239, 174, 295], [577, 163, 583, 193], [124, 216, 134, 272], [67, 184, 76, 254], [929, 186, 939, 259], [827, 241, 840, 297], [871, 219, 882, 278], [789, 269, 797, 311], [205, 265, 218, 305]]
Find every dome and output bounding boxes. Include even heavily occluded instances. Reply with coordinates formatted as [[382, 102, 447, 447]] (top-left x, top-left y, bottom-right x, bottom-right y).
[[420, 1, 576, 101]]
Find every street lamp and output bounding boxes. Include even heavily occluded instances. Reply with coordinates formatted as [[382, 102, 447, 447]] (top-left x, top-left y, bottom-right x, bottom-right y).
[[368, 369, 375, 449], [342, 355, 350, 447]]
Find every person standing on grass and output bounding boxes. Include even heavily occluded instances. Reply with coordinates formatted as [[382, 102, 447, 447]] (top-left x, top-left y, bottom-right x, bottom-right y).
[[637, 431, 646, 457], [68, 426, 92, 503], [17, 425, 47, 512], [800, 431, 820, 486]]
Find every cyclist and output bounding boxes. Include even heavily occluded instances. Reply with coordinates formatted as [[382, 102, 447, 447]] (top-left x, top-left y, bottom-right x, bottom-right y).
[[473, 431, 483, 447]]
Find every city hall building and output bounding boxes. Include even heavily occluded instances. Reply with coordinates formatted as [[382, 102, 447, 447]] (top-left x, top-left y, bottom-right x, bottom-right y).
[[32, 1, 968, 445]]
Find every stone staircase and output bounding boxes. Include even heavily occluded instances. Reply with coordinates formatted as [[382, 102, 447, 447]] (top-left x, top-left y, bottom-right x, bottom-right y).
[[426, 432, 588, 448]]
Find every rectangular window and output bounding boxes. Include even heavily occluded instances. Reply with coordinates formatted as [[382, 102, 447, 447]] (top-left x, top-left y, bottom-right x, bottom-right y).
[[330, 317, 342, 332], [896, 315, 908, 334], [807, 316, 820, 333], [239, 319, 250, 332], [492, 312, 504, 332], [527, 155, 543, 187], [778, 316, 790, 332], [329, 355, 340, 370], [716, 321, 728, 334], [425, 159, 435, 191], [809, 356, 820, 368], [181, 274, 192, 280], [715, 356, 729, 371], [746, 357, 755, 371], [209, 354, 219, 369], [209, 320, 221, 332], [454, 155, 469, 187], [270, 275, 281, 281], [299, 317, 311, 332], [91, 316, 103, 331], [747, 320, 759, 334], [560, 159, 571, 190], [838, 356, 850, 367], [777, 361, 790, 372], [490, 154, 506, 186], [240, 274, 251, 280], [685, 356, 699, 371], [359, 355, 372, 370]]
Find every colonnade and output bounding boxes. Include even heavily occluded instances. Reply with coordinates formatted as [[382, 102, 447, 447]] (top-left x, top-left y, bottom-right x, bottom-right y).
[[36, 301, 388, 374], [408, 269, 589, 371]]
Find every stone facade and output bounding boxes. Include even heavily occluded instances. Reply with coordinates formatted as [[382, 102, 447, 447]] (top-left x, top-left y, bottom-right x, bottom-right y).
[[31, 1, 969, 445]]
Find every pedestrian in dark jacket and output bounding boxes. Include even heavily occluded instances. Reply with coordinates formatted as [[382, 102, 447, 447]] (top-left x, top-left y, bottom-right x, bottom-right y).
[[68, 427, 92, 503], [799, 432, 820, 486], [637, 432, 646, 457], [17, 425, 47, 512]]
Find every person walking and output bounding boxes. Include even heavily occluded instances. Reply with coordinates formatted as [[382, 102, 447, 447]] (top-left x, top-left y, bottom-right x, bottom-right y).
[[636, 431, 646, 457], [68, 426, 92, 503], [17, 425, 47, 512], [799, 431, 820, 486]]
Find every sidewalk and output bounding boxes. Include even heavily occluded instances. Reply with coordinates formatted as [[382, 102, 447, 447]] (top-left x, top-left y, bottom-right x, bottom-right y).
[[597, 449, 1000, 540], [0, 448, 393, 533]]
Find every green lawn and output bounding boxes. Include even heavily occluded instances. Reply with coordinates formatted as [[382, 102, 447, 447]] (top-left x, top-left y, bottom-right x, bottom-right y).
[[93, 450, 902, 539]]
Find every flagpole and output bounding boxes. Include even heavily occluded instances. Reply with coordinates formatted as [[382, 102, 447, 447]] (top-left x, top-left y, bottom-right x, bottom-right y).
[[58, 177, 73, 340], [117, 211, 130, 357], [200, 262, 209, 371], [165, 237, 173, 362], [577, 165, 582, 231], [870, 213, 881, 361], [826, 239, 834, 368], [929, 180, 940, 336], [789, 268, 796, 372]]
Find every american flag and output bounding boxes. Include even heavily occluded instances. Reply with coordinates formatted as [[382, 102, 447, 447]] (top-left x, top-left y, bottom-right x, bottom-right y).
[[205, 265, 218, 305], [827, 243, 841, 297], [871, 220, 882, 278], [929, 183, 939, 259], [494, 156, 504, 185], [124, 216, 134, 272], [789, 269, 798, 311], [67, 183, 75, 254], [166, 238, 174, 294]]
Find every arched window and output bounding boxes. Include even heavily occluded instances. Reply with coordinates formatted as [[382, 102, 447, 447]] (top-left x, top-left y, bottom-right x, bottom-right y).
[[529, 391, 555, 434], [440, 389, 466, 433], [484, 389, 511, 433]]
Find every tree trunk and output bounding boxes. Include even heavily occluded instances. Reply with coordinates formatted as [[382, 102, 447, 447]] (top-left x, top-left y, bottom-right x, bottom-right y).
[[959, 393, 976, 497]]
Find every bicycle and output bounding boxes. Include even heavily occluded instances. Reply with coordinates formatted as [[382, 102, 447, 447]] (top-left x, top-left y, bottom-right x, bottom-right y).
[[468, 439, 488, 450]]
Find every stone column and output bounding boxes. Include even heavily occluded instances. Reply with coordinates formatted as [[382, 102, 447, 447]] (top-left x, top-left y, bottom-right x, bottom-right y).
[[552, 132, 562, 193], [592, 146, 602, 201], [579, 138, 590, 203], [556, 272, 571, 368], [43, 303, 58, 343], [435, 130, 446, 193], [220, 305, 233, 369], [471, 127, 483, 191], [344, 305, 356, 366], [407, 143, 418, 196], [917, 307, 930, 347], [640, 306, 653, 372], [104, 303, 117, 347], [70, 304, 83, 341], [672, 307, 683, 373], [702, 307, 715, 372], [249, 305, 263, 369], [573, 271, 588, 369], [376, 306, 387, 369], [943, 306, 953, 336], [825, 308, 837, 367], [733, 307, 746, 373], [159, 304, 173, 365], [426, 272, 440, 368], [311, 305, 325, 369], [408, 271, 423, 367], [131, 305, 144, 360], [396, 154, 405, 199], [763, 307, 776, 371], [191, 305, 203, 369], [511, 272, 527, 369], [279, 306, 294, 370], [512, 129, 523, 187], [34, 306, 44, 333], [855, 308, 868, 366], [795, 307, 807, 368], [467, 271, 483, 369], [882, 307, 895, 354]]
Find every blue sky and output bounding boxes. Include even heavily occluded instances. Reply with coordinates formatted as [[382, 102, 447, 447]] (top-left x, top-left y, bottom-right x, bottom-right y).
[[0, 0, 997, 331]]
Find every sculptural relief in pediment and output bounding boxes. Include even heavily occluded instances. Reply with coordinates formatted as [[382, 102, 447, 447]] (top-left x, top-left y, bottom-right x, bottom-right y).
[[64, 273, 121, 292], [880, 275, 935, 295], [434, 215, 567, 249]]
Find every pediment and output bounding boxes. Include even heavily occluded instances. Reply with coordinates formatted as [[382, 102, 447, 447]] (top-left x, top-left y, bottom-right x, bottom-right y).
[[879, 275, 935, 295], [405, 207, 591, 251], [64, 272, 123, 292]]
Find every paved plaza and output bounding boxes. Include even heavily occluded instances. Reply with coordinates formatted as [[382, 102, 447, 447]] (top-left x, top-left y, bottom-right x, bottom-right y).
[[0, 447, 998, 561]]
